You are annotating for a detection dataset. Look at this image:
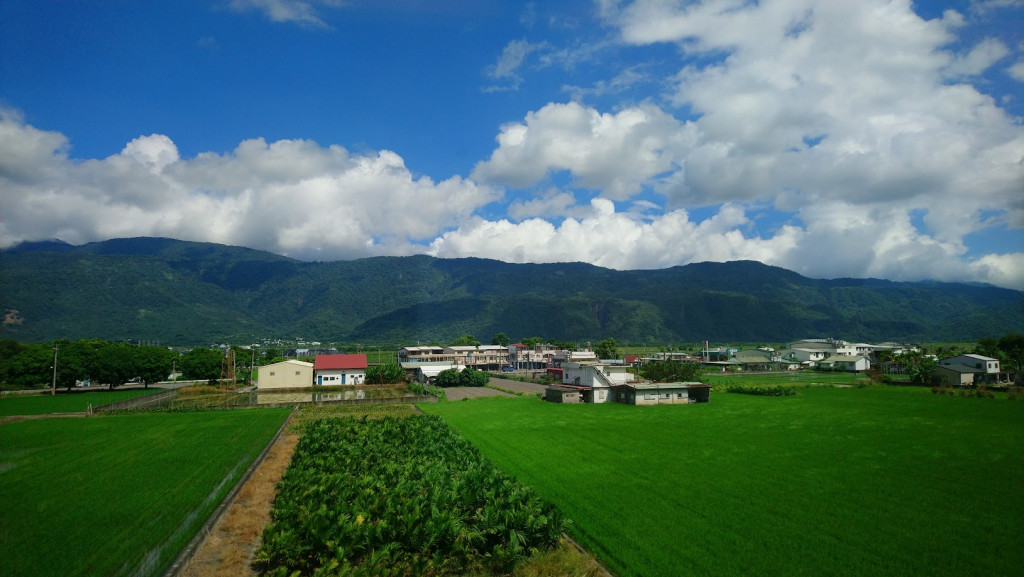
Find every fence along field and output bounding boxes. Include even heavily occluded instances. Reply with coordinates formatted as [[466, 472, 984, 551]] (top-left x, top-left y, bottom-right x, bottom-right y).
[[0, 407, 291, 577], [0, 388, 161, 416], [420, 386, 1024, 577]]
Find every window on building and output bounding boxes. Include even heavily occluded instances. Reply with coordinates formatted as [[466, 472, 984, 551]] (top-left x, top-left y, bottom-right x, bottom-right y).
[[269, 371, 275, 376], [295, 371, 301, 375], [644, 393, 655, 400]]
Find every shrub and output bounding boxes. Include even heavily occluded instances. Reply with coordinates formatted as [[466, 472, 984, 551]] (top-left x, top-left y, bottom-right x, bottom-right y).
[[365, 363, 405, 384], [725, 385, 796, 397]]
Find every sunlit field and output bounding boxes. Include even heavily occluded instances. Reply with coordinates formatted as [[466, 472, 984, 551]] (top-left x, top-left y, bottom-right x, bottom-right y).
[[421, 387, 1024, 577], [0, 408, 290, 577], [0, 389, 161, 416]]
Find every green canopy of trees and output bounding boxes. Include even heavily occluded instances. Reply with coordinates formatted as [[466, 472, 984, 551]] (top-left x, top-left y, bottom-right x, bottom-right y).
[[434, 367, 489, 388], [0, 339, 175, 390], [595, 338, 618, 360], [180, 347, 225, 381], [895, 351, 938, 384], [640, 360, 703, 383], [450, 335, 480, 347], [365, 363, 405, 384]]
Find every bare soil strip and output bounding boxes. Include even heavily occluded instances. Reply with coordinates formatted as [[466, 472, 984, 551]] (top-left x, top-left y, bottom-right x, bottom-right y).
[[180, 430, 300, 577], [444, 387, 513, 401]]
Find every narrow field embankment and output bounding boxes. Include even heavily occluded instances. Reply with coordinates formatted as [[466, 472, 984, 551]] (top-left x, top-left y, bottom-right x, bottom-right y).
[[180, 430, 301, 577]]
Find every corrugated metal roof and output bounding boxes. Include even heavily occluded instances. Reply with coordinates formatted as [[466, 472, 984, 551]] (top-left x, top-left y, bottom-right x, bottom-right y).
[[314, 354, 368, 370]]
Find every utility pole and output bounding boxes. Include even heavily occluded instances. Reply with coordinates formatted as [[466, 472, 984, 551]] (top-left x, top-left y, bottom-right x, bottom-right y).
[[51, 343, 58, 396]]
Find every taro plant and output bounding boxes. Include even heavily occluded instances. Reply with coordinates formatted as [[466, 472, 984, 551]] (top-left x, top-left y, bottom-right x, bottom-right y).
[[254, 415, 567, 576]]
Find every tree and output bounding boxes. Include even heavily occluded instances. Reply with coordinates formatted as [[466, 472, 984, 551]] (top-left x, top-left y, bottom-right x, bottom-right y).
[[0, 342, 52, 388], [459, 368, 489, 387], [998, 333, 1024, 380], [435, 368, 462, 388], [135, 345, 175, 388], [90, 342, 137, 389], [975, 338, 1000, 359], [595, 338, 618, 360], [365, 363, 405, 384], [491, 333, 510, 347], [53, 340, 98, 390], [520, 337, 545, 349], [640, 360, 703, 383], [180, 347, 224, 381], [450, 335, 481, 347], [895, 351, 937, 384]]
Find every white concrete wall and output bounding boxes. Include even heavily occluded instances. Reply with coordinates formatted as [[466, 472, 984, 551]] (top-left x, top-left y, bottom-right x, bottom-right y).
[[316, 369, 366, 385]]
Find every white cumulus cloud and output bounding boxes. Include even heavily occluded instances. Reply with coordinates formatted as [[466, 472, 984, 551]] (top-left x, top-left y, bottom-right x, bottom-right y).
[[0, 111, 500, 260], [472, 101, 698, 200]]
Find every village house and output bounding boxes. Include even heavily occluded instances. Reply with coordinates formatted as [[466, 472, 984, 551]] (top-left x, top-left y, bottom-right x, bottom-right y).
[[935, 354, 1004, 385], [561, 361, 636, 403], [932, 364, 977, 387], [612, 382, 711, 405], [401, 360, 466, 384], [256, 359, 313, 390], [817, 355, 871, 372], [446, 345, 509, 371], [397, 346, 455, 364], [778, 346, 829, 364], [313, 353, 368, 386], [507, 343, 559, 370], [552, 348, 598, 366], [728, 349, 780, 371]]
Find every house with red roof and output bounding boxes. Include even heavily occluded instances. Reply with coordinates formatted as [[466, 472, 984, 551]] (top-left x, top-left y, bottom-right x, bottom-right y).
[[313, 354, 368, 386]]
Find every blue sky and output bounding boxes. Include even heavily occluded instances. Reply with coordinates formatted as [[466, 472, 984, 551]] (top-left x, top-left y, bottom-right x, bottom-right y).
[[1, 0, 1022, 288]]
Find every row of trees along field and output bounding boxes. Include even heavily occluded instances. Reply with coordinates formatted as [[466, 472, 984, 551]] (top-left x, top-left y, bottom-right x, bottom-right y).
[[0, 339, 236, 390]]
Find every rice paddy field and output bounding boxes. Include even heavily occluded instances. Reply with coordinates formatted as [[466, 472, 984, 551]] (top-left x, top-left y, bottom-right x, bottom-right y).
[[0, 408, 291, 577], [701, 370, 870, 387], [420, 386, 1024, 577], [0, 389, 162, 416]]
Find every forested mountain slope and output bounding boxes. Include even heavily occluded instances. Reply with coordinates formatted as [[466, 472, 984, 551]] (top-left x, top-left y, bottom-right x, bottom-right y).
[[1, 237, 1020, 345]]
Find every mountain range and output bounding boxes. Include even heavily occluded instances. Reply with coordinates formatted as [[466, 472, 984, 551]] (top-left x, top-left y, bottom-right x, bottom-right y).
[[1, 237, 1020, 346]]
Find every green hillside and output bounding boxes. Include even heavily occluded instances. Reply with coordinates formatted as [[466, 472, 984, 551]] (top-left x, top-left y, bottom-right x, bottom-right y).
[[1, 237, 1020, 345]]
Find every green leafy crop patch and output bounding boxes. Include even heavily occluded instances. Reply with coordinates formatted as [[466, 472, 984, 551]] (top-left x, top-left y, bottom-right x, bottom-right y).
[[255, 415, 567, 576]]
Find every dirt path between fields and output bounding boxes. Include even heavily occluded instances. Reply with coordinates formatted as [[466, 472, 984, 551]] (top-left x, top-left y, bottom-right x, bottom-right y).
[[180, 429, 300, 577]]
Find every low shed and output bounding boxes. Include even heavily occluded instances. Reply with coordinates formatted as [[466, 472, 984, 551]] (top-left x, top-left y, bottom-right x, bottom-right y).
[[545, 386, 581, 403], [932, 364, 976, 387], [614, 382, 710, 405]]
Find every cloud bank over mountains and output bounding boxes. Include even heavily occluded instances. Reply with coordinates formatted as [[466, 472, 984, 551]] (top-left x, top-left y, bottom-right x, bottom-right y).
[[1, 0, 1022, 289]]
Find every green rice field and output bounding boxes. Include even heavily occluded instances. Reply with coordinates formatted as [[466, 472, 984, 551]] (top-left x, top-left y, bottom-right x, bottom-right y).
[[701, 370, 870, 387], [0, 389, 162, 416], [420, 386, 1024, 577], [0, 408, 291, 577]]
